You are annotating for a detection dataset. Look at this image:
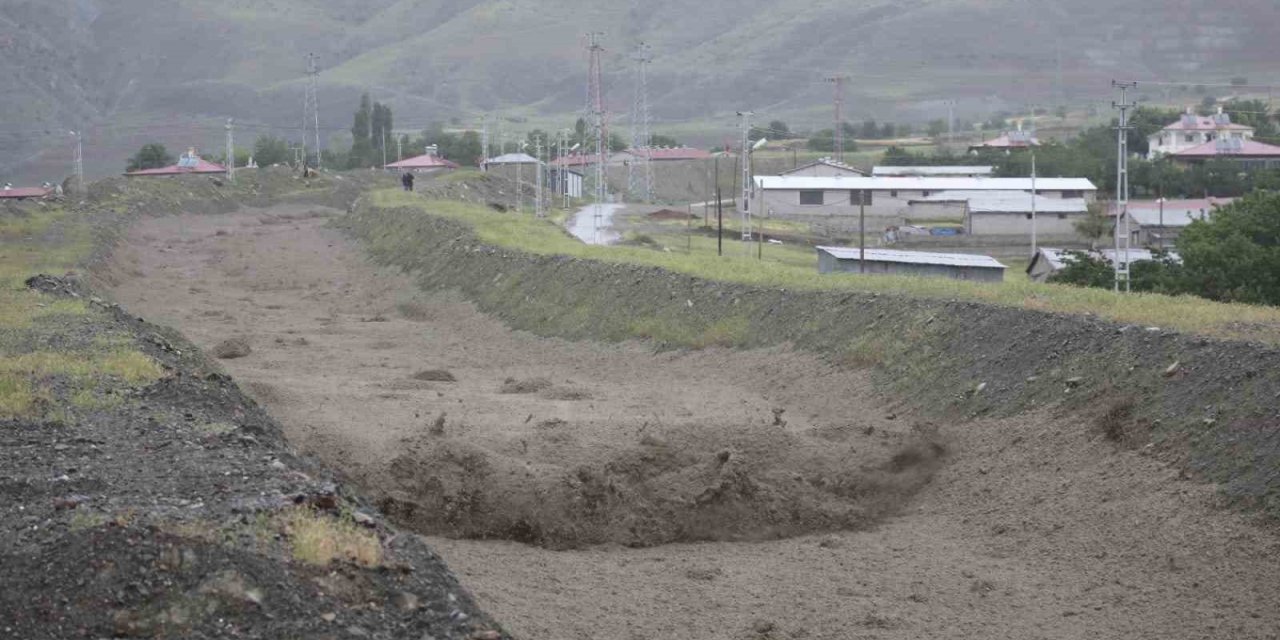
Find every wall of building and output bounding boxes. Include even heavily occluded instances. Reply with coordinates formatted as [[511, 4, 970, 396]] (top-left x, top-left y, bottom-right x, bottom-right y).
[[906, 201, 967, 221], [758, 188, 1094, 220], [968, 212, 1083, 237]]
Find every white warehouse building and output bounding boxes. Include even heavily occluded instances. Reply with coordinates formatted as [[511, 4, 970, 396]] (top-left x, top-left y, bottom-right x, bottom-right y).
[[750, 175, 1097, 219]]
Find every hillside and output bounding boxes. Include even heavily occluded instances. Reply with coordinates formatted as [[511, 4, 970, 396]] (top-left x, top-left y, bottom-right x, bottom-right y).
[[3, 0, 1280, 182]]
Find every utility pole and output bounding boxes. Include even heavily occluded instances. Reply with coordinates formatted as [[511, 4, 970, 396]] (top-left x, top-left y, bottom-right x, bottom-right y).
[[481, 116, 490, 163], [516, 142, 524, 214], [397, 134, 403, 163], [1030, 152, 1037, 256], [304, 53, 323, 170], [859, 190, 866, 274], [826, 76, 849, 162], [629, 42, 655, 203], [535, 136, 545, 218], [225, 118, 236, 184], [1113, 81, 1137, 293], [586, 32, 608, 242], [738, 111, 754, 246], [71, 130, 84, 195], [946, 99, 957, 148]]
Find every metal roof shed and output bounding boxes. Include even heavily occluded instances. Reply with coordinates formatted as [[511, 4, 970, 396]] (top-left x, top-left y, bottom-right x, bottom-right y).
[[816, 246, 1007, 282]]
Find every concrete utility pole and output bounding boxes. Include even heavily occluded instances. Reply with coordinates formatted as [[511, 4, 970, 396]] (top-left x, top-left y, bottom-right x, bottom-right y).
[[738, 111, 754, 245], [946, 99, 957, 147], [535, 137, 546, 219], [1030, 152, 1037, 257], [304, 53, 323, 170], [396, 134, 403, 163], [629, 42, 655, 203], [826, 76, 849, 162], [481, 116, 490, 162], [1113, 81, 1137, 293], [225, 118, 236, 184], [71, 130, 84, 195]]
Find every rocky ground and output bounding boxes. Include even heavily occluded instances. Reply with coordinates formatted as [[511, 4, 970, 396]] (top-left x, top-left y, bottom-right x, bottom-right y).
[[0, 174, 510, 640]]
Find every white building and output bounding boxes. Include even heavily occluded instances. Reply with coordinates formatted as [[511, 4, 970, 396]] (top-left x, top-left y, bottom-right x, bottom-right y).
[[1148, 107, 1254, 159], [750, 175, 1097, 219]]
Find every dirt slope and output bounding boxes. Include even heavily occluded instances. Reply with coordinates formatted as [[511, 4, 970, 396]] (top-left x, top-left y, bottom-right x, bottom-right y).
[[100, 204, 1280, 639]]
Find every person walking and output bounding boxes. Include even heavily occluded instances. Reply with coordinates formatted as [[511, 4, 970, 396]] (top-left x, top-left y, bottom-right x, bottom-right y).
[[402, 171, 415, 192]]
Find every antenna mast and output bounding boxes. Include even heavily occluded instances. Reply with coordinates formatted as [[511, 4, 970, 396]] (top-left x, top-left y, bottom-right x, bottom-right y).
[[304, 53, 323, 170], [586, 32, 608, 241], [630, 42, 655, 203], [826, 76, 849, 162]]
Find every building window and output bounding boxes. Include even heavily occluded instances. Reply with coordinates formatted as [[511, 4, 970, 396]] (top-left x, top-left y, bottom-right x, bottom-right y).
[[889, 190, 898, 198], [921, 190, 931, 197], [1058, 213, 1067, 219], [1185, 134, 1195, 143], [1062, 190, 1083, 198], [799, 190, 824, 205], [850, 190, 873, 205]]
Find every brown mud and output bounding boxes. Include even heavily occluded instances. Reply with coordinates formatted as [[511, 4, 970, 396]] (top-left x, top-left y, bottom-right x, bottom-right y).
[[105, 205, 1280, 639]]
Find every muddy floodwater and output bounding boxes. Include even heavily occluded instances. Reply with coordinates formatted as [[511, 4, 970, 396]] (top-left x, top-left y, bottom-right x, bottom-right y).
[[104, 204, 1280, 640]]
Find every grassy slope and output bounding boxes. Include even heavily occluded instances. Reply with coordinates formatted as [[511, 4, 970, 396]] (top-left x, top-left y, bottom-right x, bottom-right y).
[[369, 189, 1280, 343]]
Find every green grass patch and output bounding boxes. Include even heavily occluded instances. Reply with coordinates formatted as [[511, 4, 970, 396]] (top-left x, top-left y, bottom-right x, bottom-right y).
[[368, 189, 1280, 343]]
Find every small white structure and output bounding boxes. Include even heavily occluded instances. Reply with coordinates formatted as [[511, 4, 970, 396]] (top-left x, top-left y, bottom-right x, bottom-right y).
[[1119, 198, 1226, 247], [817, 246, 1007, 282], [873, 166, 994, 178], [782, 158, 865, 177], [1148, 107, 1254, 159], [550, 168, 584, 198], [1027, 247, 1181, 282]]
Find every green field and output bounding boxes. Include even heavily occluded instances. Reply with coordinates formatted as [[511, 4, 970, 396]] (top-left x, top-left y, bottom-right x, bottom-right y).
[[373, 189, 1280, 343]]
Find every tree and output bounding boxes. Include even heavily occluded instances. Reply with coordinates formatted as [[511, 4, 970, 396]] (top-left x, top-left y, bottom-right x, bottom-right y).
[[252, 135, 291, 166], [859, 120, 879, 139], [649, 133, 680, 148], [1176, 191, 1280, 304], [879, 122, 896, 139], [768, 120, 791, 139], [349, 94, 373, 169], [1055, 105, 1069, 120], [1073, 202, 1111, 247], [608, 132, 628, 152], [1048, 251, 1114, 288], [806, 129, 835, 152], [927, 119, 947, 138], [127, 144, 175, 171], [1223, 99, 1277, 138]]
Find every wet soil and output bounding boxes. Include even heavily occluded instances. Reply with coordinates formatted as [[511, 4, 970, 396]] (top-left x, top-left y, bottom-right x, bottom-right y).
[[105, 205, 1280, 639]]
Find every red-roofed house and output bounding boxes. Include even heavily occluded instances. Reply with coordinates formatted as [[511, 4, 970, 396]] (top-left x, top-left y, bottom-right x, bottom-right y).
[[609, 147, 712, 166], [968, 128, 1039, 153], [0, 186, 54, 200], [385, 153, 459, 173], [125, 149, 226, 177], [1170, 138, 1280, 170], [1148, 107, 1254, 159]]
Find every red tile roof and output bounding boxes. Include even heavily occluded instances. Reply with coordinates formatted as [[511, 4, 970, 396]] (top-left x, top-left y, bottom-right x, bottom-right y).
[[0, 187, 54, 199], [125, 158, 227, 177], [1161, 114, 1252, 132], [623, 147, 713, 161], [550, 153, 600, 168], [1173, 138, 1280, 158], [386, 154, 459, 170]]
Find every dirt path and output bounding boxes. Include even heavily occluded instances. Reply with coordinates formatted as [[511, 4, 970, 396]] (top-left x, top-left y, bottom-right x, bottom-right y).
[[104, 205, 1280, 640]]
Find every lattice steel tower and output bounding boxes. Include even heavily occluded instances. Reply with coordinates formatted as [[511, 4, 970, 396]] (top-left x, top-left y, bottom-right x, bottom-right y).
[[304, 53, 323, 169], [629, 42, 654, 203], [586, 32, 608, 239]]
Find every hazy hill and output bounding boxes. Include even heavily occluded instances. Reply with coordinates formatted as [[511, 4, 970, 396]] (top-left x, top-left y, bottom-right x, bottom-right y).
[[3, 0, 1280, 182]]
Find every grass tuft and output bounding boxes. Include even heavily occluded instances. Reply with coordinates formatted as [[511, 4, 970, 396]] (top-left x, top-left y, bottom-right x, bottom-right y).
[[282, 508, 382, 568]]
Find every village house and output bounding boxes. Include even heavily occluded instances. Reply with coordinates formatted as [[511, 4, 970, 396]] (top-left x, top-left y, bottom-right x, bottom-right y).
[[1148, 107, 1254, 159], [1168, 138, 1280, 170], [124, 149, 226, 177], [481, 152, 541, 182], [385, 153, 459, 174], [1026, 247, 1181, 282], [751, 175, 1097, 220], [907, 190, 1089, 237], [0, 185, 55, 200], [817, 246, 1007, 282], [969, 128, 1039, 153], [1117, 198, 1230, 248], [608, 147, 712, 167]]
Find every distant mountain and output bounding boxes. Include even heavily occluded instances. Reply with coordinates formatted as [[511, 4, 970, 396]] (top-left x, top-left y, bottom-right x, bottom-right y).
[[3, 0, 1279, 182]]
